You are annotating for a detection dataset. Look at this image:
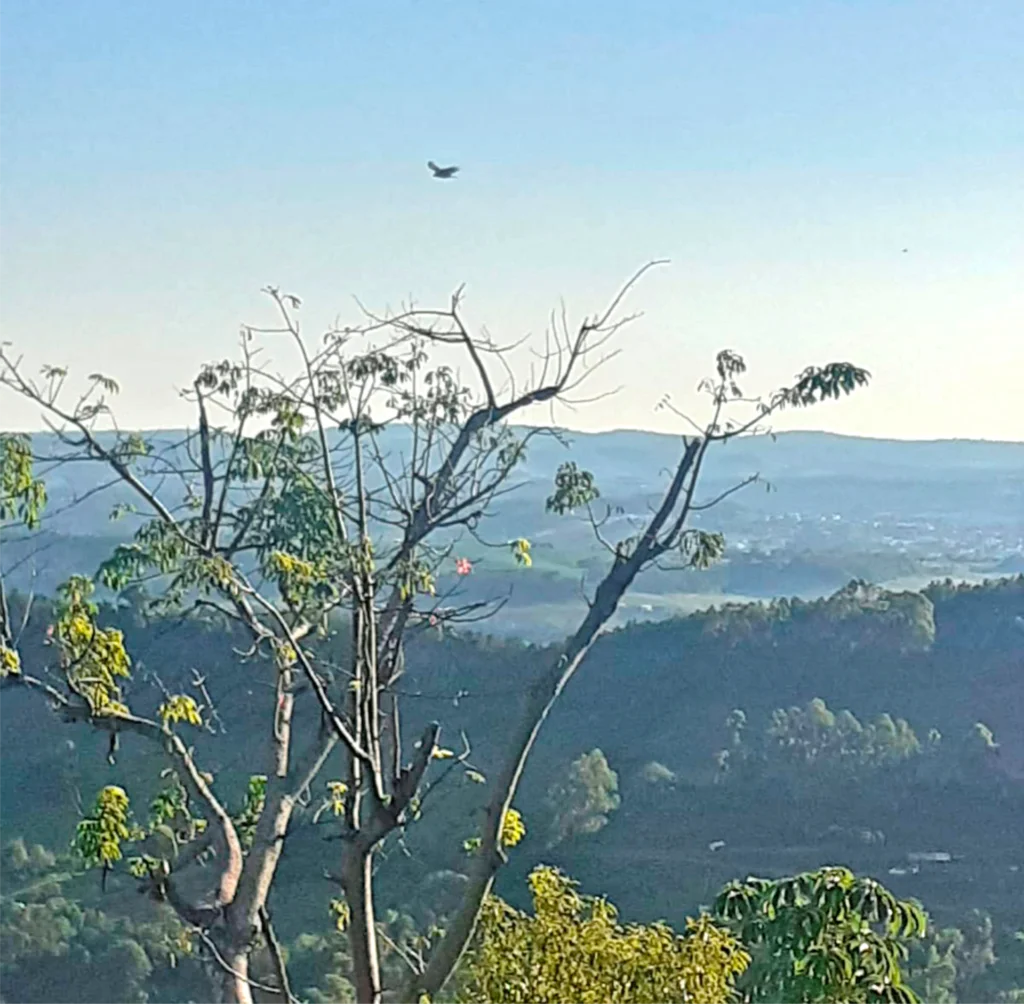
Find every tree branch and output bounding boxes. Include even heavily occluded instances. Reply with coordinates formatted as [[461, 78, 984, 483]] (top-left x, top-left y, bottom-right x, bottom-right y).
[[259, 906, 298, 1004], [2, 671, 244, 913]]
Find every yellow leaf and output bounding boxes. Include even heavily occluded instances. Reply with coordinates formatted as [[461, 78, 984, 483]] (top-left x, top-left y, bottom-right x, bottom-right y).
[[501, 807, 526, 848], [0, 644, 21, 676]]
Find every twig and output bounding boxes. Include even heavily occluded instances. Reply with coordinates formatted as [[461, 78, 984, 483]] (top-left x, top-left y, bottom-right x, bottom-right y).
[[259, 905, 299, 1004], [195, 927, 284, 997]]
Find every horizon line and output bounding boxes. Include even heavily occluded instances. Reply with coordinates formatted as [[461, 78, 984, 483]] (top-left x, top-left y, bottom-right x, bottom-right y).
[[10, 423, 1023, 448]]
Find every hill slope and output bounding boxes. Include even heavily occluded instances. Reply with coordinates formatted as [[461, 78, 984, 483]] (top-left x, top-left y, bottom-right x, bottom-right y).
[[4, 428, 1021, 639]]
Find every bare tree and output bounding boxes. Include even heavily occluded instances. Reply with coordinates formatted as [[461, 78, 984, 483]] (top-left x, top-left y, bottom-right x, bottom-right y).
[[0, 266, 868, 1003], [406, 348, 869, 1000]]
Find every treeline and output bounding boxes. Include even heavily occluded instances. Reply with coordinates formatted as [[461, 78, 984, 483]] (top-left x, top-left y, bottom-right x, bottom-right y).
[[4, 835, 1024, 1003], [714, 698, 1002, 785], [2, 576, 1021, 863]]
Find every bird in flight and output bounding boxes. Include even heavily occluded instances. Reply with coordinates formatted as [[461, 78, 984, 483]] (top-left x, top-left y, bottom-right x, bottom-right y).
[[427, 160, 459, 179]]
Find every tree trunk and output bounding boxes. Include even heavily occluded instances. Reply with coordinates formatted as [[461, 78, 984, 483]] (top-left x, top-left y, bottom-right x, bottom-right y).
[[409, 561, 639, 999], [406, 443, 706, 1000], [344, 845, 382, 1004], [223, 947, 255, 1004]]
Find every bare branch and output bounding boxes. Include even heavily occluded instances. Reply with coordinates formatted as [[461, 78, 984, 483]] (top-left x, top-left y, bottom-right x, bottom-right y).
[[260, 906, 299, 1004], [2, 671, 244, 913]]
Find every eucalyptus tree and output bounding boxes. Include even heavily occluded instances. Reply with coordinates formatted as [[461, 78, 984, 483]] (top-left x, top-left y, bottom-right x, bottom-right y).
[[0, 262, 869, 1002], [543, 748, 621, 849]]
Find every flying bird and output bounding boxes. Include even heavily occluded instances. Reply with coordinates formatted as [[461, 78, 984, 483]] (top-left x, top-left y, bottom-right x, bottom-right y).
[[428, 160, 459, 179]]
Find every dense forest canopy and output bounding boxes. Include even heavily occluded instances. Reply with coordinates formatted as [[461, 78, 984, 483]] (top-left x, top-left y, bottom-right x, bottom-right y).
[[2, 575, 1022, 1001]]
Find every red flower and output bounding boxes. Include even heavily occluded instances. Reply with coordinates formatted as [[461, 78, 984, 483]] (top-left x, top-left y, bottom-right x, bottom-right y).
[[455, 557, 473, 577]]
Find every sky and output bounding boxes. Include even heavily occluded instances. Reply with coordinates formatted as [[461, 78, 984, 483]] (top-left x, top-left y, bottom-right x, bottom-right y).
[[1, 0, 1022, 441]]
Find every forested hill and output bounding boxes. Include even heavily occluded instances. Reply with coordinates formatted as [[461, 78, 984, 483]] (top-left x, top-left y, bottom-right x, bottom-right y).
[[5, 428, 1023, 638], [4, 576, 1022, 892], [2, 575, 1023, 1001]]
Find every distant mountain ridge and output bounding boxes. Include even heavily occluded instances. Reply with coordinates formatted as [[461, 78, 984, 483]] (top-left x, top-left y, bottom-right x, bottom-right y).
[[21, 424, 1024, 496], [4, 427, 1021, 636]]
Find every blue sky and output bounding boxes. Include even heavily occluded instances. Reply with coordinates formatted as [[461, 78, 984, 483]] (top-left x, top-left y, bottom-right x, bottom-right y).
[[2, 0, 1022, 439]]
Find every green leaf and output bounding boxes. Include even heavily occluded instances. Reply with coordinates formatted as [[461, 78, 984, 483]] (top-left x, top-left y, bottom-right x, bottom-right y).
[[545, 462, 600, 515]]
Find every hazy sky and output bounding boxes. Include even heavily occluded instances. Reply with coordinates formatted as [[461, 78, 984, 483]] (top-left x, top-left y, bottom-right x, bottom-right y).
[[2, 0, 1022, 440]]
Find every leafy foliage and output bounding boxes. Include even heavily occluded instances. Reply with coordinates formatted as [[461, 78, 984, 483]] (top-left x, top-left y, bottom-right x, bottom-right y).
[[698, 580, 937, 654], [53, 576, 132, 716], [510, 537, 533, 568], [715, 866, 926, 1003], [157, 694, 203, 728], [458, 865, 749, 1003], [902, 908, 1024, 1003], [0, 433, 47, 531], [500, 807, 527, 848], [234, 774, 268, 851], [0, 639, 21, 677], [679, 528, 727, 570], [714, 697, 1004, 792], [73, 769, 211, 891], [0, 838, 209, 1004], [719, 698, 923, 779], [546, 461, 600, 515], [73, 786, 140, 871], [544, 748, 621, 848], [285, 907, 439, 1004], [776, 362, 872, 409]]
